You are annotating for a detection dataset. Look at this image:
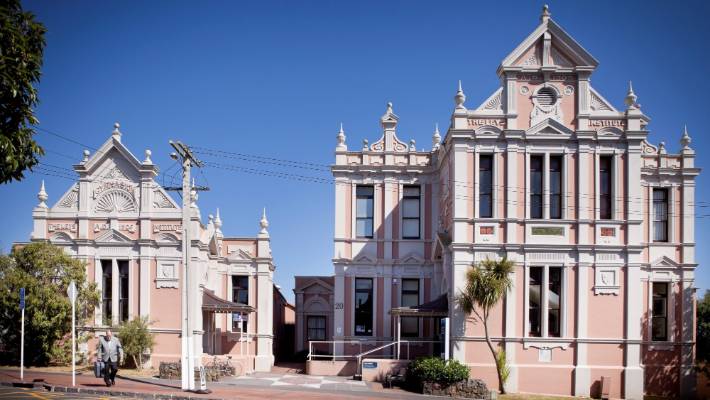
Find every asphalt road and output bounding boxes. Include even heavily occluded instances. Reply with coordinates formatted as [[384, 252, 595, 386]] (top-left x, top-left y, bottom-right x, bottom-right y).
[[0, 386, 116, 400]]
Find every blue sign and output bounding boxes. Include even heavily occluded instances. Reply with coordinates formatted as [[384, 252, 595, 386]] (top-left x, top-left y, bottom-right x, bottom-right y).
[[19, 288, 25, 310], [362, 362, 377, 369]]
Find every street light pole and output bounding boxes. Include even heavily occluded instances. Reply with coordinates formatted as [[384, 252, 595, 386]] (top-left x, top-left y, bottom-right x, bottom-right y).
[[167, 141, 205, 392]]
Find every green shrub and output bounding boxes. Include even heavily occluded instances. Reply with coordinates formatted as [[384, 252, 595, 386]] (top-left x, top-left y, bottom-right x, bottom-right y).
[[408, 357, 470, 385], [117, 316, 155, 370]]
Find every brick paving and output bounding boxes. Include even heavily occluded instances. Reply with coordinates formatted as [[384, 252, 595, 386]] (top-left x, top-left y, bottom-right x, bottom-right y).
[[0, 368, 426, 399]]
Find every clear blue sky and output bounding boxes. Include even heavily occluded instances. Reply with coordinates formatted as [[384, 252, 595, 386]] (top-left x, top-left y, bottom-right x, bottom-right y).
[[3, 0, 710, 302]]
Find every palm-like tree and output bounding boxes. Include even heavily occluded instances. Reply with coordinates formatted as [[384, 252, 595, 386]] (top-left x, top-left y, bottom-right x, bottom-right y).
[[456, 257, 514, 394]]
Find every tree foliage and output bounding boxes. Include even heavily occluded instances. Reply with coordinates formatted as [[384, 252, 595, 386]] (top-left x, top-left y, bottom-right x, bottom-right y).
[[697, 290, 710, 378], [0, 242, 99, 365], [117, 316, 155, 370], [456, 257, 514, 394], [0, 0, 46, 184]]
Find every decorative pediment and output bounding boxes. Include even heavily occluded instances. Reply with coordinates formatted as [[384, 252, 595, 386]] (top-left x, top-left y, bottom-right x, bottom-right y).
[[95, 229, 132, 244], [398, 252, 425, 265], [156, 233, 179, 243], [476, 88, 504, 113], [227, 248, 254, 261], [589, 87, 618, 114], [298, 278, 335, 293], [53, 184, 79, 210], [501, 12, 598, 72], [49, 231, 74, 243], [153, 189, 178, 209], [94, 189, 137, 213], [526, 118, 574, 136], [650, 256, 680, 269], [353, 254, 376, 264]]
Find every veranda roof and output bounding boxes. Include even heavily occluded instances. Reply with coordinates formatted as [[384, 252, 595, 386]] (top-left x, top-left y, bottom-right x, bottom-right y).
[[202, 289, 255, 314], [389, 294, 449, 317]]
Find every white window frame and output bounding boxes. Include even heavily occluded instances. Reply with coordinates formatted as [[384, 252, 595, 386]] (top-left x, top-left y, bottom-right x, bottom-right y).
[[476, 152, 496, 219], [595, 150, 620, 220], [401, 185, 422, 240], [523, 264, 568, 339], [648, 279, 674, 345], [526, 151, 568, 220]]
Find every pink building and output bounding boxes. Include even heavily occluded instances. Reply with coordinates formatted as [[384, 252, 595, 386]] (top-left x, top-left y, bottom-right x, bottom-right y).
[[23, 124, 277, 373], [324, 6, 699, 399]]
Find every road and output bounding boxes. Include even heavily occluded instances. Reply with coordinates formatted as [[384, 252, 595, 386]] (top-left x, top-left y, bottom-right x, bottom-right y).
[[0, 386, 117, 400]]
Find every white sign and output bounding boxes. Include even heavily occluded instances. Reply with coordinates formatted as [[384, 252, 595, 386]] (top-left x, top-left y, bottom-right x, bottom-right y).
[[67, 281, 77, 304]]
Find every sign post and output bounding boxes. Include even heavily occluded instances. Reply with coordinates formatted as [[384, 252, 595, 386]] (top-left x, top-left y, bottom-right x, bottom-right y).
[[67, 281, 77, 387], [19, 288, 25, 381]]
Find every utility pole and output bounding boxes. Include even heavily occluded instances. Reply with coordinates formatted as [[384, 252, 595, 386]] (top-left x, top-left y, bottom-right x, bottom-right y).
[[166, 141, 207, 391]]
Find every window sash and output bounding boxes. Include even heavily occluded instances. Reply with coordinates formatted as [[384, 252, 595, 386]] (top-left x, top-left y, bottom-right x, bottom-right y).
[[652, 282, 669, 341], [356, 186, 374, 238], [653, 189, 668, 242], [549, 156, 562, 219], [402, 186, 420, 239], [118, 261, 129, 322], [479, 155, 493, 218], [528, 267, 542, 337], [355, 278, 373, 336], [101, 260, 112, 322], [547, 267, 561, 337], [307, 316, 327, 341], [599, 156, 613, 220], [530, 156, 543, 219]]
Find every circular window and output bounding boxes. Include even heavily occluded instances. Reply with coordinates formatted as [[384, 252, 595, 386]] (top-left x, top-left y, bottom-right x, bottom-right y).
[[536, 87, 557, 106]]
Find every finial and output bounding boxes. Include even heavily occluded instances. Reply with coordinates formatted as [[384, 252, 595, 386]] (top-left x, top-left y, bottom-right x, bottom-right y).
[[681, 125, 692, 149], [362, 139, 369, 151], [214, 208, 223, 230], [143, 149, 152, 164], [386, 102, 393, 114], [409, 139, 416, 152], [190, 178, 198, 208], [432, 123, 441, 150], [658, 141, 666, 154], [454, 80, 467, 110], [37, 180, 48, 208], [624, 81, 638, 109], [259, 208, 269, 234], [112, 122, 122, 141], [336, 123, 347, 151], [540, 4, 551, 22], [82, 149, 90, 164]]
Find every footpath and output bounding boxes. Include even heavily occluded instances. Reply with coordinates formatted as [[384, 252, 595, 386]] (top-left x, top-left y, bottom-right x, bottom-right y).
[[0, 368, 423, 400]]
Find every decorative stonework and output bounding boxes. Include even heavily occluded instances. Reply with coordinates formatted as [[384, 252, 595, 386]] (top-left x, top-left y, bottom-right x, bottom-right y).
[[95, 189, 137, 213], [590, 91, 612, 111], [156, 262, 179, 288], [153, 190, 176, 208], [594, 265, 620, 295], [103, 166, 130, 181], [477, 88, 503, 111], [57, 184, 79, 209], [48, 223, 78, 232], [530, 86, 563, 126]]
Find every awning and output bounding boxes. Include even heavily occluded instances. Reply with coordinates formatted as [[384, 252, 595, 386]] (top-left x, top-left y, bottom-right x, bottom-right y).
[[389, 294, 449, 317], [202, 289, 255, 314]]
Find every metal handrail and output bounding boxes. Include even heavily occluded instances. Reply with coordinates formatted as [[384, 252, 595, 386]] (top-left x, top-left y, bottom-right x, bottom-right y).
[[307, 340, 394, 361]]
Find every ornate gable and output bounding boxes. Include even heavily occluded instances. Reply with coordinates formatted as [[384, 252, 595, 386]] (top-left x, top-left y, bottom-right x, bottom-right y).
[[500, 6, 598, 73]]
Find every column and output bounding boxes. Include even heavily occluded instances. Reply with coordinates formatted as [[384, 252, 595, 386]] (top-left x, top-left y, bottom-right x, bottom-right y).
[[139, 254, 151, 317], [333, 273, 345, 356], [574, 263, 591, 396], [543, 153, 550, 219], [295, 292, 304, 352], [254, 263, 274, 371]]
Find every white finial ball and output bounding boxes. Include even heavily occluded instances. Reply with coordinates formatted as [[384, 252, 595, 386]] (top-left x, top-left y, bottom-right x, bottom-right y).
[[145, 149, 152, 157], [83, 149, 90, 157], [114, 122, 120, 129]]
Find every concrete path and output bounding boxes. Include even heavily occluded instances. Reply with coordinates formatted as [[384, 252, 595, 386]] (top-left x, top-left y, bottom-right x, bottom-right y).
[[0, 368, 428, 400]]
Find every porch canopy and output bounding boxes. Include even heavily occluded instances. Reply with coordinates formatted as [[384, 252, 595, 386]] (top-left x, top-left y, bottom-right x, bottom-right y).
[[389, 293, 449, 318], [202, 289, 255, 314]]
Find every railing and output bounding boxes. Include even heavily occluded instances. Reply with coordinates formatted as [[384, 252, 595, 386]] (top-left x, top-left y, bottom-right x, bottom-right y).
[[307, 340, 395, 361], [355, 340, 441, 376]]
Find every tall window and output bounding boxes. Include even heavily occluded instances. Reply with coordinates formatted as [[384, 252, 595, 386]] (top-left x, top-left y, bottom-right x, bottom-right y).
[[402, 186, 420, 239], [528, 267, 542, 337], [528, 266, 563, 338], [307, 316, 327, 341], [599, 156, 613, 220], [653, 188, 668, 242], [232, 276, 249, 331], [101, 260, 112, 324], [479, 155, 493, 218], [401, 279, 420, 337], [549, 156, 562, 219], [547, 267, 561, 337], [354, 278, 373, 336], [651, 283, 668, 341], [118, 260, 129, 322], [356, 186, 374, 238], [530, 156, 543, 219]]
